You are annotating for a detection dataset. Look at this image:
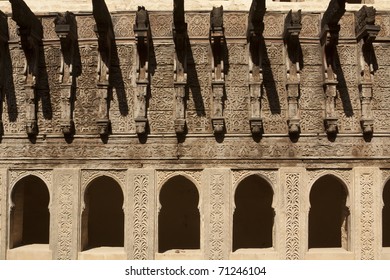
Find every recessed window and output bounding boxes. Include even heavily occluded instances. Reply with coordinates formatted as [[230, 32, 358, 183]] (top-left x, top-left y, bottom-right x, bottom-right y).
[[158, 175, 200, 253], [309, 175, 349, 249], [81, 176, 124, 250], [10, 176, 50, 249], [233, 175, 274, 251]]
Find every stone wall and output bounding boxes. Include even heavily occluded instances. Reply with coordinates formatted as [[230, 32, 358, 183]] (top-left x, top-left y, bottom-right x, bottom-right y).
[[0, 0, 390, 259]]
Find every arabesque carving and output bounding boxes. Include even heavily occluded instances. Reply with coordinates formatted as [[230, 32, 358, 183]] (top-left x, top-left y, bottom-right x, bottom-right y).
[[356, 6, 380, 136], [209, 174, 224, 260], [133, 174, 149, 260], [134, 6, 151, 135], [359, 173, 375, 260], [285, 173, 300, 260], [57, 174, 73, 260]]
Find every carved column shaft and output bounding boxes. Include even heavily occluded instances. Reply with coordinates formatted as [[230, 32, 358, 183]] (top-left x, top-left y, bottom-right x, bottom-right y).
[[0, 11, 8, 135]]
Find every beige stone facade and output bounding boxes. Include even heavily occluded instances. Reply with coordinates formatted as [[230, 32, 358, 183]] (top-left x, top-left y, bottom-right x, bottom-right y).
[[1, 0, 390, 260]]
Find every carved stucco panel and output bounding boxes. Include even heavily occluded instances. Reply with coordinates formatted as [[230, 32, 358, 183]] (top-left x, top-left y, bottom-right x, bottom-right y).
[[359, 172, 375, 260], [186, 13, 209, 37], [285, 173, 300, 260], [209, 174, 224, 260], [224, 13, 247, 38], [307, 169, 352, 190], [132, 174, 149, 260], [382, 169, 390, 186], [300, 14, 320, 38], [80, 170, 127, 204], [232, 170, 278, 190], [157, 170, 202, 190], [57, 173, 74, 260]]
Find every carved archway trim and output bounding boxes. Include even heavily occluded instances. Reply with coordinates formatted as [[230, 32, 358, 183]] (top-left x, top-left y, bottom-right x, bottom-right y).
[[307, 170, 352, 209], [8, 170, 53, 211], [80, 170, 127, 211], [156, 170, 202, 211]]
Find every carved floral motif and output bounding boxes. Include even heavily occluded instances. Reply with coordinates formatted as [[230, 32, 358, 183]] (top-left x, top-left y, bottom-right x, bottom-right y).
[[359, 173, 375, 260], [285, 173, 300, 260], [133, 174, 149, 260], [57, 174, 73, 260], [209, 174, 224, 260]]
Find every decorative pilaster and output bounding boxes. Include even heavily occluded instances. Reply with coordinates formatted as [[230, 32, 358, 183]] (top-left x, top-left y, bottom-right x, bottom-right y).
[[53, 169, 79, 260], [355, 6, 380, 137], [134, 7, 151, 135], [93, 0, 114, 136], [128, 169, 155, 259], [54, 12, 79, 136], [0, 12, 8, 136], [173, 0, 187, 135], [280, 167, 305, 260], [204, 169, 230, 260], [320, 0, 346, 137], [10, 0, 43, 137], [284, 10, 302, 137], [354, 167, 380, 260], [210, 6, 226, 135], [247, 0, 266, 135]]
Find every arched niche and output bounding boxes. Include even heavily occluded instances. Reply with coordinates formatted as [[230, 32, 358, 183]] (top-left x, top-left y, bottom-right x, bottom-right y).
[[10, 175, 50, 249], [309, 174, 349, 249], [81, 175, 124, 251], [158, 175, 200, 253], [383, 179, 390, 247], [233, 175, 274, 251]]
